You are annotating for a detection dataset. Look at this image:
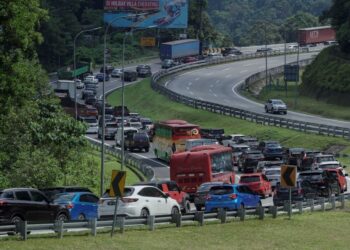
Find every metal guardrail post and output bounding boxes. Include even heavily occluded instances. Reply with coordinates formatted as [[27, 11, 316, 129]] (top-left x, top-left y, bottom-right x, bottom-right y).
[[283, 200, 289, 212], [269, 206, 277, 218], [256, 206, 265, 220], [195, 211, 204, 226], [340, 194, 345, 209], [55, 220, 64, 239], [19, 220, 27, 241], [297, 201, 303, 214], [319, 197, 325, 211], [118, 216, 125, 233], [310, 199, 315, 212], [331, 196, 336, 210], [238, 207, 245, 221], [217, 208, 227, 224], [147, 215, 155, 231], [89, 218, 97, 236], [172, 213, 182, 227]]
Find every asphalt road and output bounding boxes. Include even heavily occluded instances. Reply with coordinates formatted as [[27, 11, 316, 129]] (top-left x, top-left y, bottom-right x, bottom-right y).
[[166, 53, 350, 129]]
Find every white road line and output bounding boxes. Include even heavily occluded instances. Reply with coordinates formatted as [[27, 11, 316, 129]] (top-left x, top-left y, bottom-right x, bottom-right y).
[[243, 63, 255, 67], [165, 80, 169, 87]]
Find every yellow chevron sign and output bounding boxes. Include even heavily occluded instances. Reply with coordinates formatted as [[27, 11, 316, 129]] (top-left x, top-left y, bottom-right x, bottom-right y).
[[109, 170, 126, 197]]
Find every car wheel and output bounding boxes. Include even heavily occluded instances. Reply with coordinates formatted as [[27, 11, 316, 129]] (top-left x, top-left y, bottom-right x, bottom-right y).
[[265, 106, 268, 113], [11, 215, 23, 224], [239, 204, 244, 210], [145, 147, 149, 153], [140, 208, 149, 217], [78, 213, 86, 221], [171, 206, 180, 215], [284, 111, 287, 115], [56, 213, 68, 222], [195, 205, 202, 211]]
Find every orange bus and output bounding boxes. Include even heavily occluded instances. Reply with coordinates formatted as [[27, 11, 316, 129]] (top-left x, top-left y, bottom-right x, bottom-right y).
[[170, 144, 235, 195], [153, 119, 201, 162]]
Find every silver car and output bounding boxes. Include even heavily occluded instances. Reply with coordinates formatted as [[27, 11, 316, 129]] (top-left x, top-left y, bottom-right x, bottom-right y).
[[264, 167, 281, 189], [265, 99, 287, 114]]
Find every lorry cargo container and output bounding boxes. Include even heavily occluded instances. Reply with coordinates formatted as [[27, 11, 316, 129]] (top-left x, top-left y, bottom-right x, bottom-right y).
[[298, 26, 336, 46], [160, 39, 200, 60]]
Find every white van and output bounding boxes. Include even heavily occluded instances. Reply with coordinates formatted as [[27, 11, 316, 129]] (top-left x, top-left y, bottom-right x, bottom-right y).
[[115, 127, 138, 146]]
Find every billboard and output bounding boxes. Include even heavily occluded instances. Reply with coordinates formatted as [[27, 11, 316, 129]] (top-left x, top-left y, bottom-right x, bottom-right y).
[[104, 0, 188, 29]]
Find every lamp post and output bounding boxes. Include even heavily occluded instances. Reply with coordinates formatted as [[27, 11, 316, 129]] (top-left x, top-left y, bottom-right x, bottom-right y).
[[73, 27, 102, 120], [120, 26, 157, 172], [101, 13, 146, 196]]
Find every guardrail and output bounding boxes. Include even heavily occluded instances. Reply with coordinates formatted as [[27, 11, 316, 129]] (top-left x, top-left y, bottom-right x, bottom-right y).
[[1, 194, 348, 240], [151, 51, 350, 139], [86, 137, 155, 181]]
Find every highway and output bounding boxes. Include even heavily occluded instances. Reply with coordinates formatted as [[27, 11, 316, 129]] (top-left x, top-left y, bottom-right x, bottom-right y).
[[166, 53, 350, 129]]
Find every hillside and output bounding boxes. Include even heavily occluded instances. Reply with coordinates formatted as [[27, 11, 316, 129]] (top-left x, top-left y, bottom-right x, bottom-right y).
[[301, 46, 350, 106]]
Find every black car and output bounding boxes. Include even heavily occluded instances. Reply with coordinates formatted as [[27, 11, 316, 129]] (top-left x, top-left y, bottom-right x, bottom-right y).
[[298, 170, 340, 198], [82, 89, 95, 100], [200, 128, 225, 142], [256, 47, 273, 53], [222, 47, 242, 56], [40, 186, 93, 201], [0, 188, 69, 225], [123, 70, 138, 82], [136, 64, 152, 77], [258, 141, 284, 160], [124, 132, 150, 152], [100, 65, 114, 74], [273, 182, 305, 206], [193, 182, 225, 211], [85, 95, 97, 105], [238, 150, 265, 173]]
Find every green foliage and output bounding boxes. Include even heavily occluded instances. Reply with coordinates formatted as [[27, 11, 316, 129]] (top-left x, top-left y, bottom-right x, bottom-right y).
[[301, 46, 350, 105]]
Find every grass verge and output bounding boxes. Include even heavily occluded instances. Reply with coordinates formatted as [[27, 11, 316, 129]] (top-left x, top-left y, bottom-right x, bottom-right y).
[[243, 79, 350, 121], [107, 79, 350, 166], [2, 209, 350, 249]]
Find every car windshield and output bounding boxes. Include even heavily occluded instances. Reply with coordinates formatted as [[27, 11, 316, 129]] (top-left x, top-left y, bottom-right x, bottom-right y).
[[316, 156, 335, 163], [299, 173, 323, 181], [211, 152, 233, 173], [265, 170, 280, 175], [240, 176, 260, 183], [319, 164, 340, 169], [209, 186, 233, 195], [272, 100, 284, 105], [53, 193, 75, 202]]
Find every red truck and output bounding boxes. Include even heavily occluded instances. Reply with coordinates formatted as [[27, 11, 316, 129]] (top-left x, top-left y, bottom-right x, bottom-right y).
[[133, 181, 191, 213], [298, 26, 336, 46]]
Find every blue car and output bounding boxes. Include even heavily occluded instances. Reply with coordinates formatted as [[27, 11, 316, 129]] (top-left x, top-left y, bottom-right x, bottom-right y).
[[205, 184, 261, 212], [96, 73, 110, 82], [53, 192, 99, 220]]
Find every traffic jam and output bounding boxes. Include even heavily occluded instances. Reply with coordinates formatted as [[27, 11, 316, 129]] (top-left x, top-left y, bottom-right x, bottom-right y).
[[1, 110, 348, 226]]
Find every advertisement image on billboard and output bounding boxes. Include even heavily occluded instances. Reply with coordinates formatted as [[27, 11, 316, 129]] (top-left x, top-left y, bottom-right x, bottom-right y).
[[104, 0, 188, 29]]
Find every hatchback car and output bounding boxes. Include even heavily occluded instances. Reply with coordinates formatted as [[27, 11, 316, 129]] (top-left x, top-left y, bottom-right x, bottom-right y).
[[98, 186, 180, 218], [239, 173, 272, 198], [193, 182, 225, 211], [54, 192, 99, 220], [205, 184, 261, 212], [259, 141, 284, 160], [40, 186, 93, 201]]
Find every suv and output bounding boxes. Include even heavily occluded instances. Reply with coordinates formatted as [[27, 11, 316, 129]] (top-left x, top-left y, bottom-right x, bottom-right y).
[[200, 128, 225, 142], [273, 181, 305, 206], [133, 181, 190, 213], [324, 169, 347, 193], [258, 141, 284, 160], [238, 150, 265, 172], [123, 70, 138, 82], [124, 132, 150, 152], [83, 75, 98, 84], [136, 64, 152, 77], [0, 188, 69, 225], [222, 47, 242, 56], [312, 154, 338, 169], [239, 173, 272, 198], [98, 122, 119, 140], [298, 170, 340, 198], [236, 136, 259, 149], [162, 59, 177, 69], [265, 99, 287, 114]]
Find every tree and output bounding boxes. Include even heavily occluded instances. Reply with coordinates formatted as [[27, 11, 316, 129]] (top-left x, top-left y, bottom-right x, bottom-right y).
[[321, 0, 350, 53]]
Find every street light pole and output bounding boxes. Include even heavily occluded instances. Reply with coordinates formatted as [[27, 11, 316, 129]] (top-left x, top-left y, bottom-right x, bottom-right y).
[[101, 13, 145, 196], [73, 27, 101, 120], [264, 23, 268, 89]]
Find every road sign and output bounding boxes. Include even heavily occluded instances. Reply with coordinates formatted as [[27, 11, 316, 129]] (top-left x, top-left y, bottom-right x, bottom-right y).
[[140, 37, 156, 47], [284, 65, 299, 82], [109, 170, 126, 197], [280, 165, 297, 188]]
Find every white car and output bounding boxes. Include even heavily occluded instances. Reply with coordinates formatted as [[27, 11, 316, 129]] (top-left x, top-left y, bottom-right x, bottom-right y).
[[264, 167, 281, 189], [81, 116, 98, 134], [312, 154, 338, 169], [111, 68, 123, 78], [98, 186, 181, 218], [75, 79, 84, 89], [84, 75, 98, 84], [317, 161, 347, 175]]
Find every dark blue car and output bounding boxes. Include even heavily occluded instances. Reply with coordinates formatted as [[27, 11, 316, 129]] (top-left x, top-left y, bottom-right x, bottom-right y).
[[96, 73, 110, 82], [205, 184, 261, 212], [53, 192, 99, 220]]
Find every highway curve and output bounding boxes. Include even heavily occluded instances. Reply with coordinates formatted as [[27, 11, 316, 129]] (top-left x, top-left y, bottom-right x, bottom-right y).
[[165, 53, 350, 129]]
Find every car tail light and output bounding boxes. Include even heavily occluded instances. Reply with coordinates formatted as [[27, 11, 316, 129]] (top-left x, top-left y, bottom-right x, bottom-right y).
[[206, 195, 212, 201], [229, 194, 237, 200], [66, 203, 74, 209], [0, 200, 7, 206], [121, 198, 138, 203]]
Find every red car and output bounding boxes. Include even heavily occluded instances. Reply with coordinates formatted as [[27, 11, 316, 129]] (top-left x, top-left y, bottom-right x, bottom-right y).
[[324, 168, 347, 193], [239, 173, 272, 198], [182, 56, 198, 63]]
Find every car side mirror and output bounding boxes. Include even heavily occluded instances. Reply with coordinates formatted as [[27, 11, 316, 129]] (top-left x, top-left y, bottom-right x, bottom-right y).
[[345, 173, 349, 177]]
